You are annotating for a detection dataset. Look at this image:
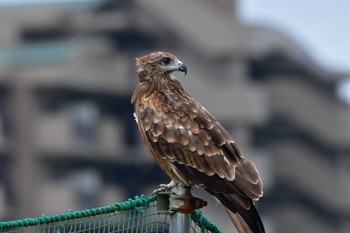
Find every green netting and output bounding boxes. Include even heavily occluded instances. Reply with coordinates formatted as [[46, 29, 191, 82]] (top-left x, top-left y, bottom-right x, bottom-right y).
[[0, 195, 222, 233]]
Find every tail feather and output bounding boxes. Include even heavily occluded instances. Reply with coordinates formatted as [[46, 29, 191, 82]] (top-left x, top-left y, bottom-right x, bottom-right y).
[[211, 192, 265, 233], [225, 208, 253, 233]]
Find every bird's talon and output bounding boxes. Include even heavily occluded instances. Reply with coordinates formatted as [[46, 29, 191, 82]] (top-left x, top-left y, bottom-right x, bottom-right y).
[[152, 181, 177, 195], [152, 185, 167, 195]]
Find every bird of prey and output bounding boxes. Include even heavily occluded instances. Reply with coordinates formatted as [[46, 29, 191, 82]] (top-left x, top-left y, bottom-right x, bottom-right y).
[[131, 51, 264, 233]]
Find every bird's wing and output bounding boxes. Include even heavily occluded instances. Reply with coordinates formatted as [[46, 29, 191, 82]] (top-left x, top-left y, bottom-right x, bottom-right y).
[[137, 89, 264, 233]]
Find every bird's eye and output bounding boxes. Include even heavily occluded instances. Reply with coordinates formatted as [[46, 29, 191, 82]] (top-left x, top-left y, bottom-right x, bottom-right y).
[[160, 57, 171, 65]]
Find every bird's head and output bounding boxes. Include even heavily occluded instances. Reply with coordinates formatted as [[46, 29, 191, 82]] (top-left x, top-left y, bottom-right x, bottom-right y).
[[135, 51, 187, 82]]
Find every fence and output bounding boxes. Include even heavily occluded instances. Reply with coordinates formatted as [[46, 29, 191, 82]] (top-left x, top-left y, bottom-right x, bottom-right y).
[[0, 194, 222, 233]]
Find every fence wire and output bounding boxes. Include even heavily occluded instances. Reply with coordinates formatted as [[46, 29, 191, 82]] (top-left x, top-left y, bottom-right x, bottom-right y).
[[0, 195, 222, 233]]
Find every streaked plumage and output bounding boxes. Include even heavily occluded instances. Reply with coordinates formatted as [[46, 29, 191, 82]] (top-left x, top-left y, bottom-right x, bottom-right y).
[[131, 51, 265, 233]]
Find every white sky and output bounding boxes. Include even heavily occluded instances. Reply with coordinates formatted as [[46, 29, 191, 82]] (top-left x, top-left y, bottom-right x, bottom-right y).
[[238, 0, 350, 73], [238, 0, 350, 104]]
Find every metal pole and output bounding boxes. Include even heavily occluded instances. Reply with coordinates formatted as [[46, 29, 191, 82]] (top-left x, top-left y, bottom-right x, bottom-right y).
[[169, 186, 191, 233]]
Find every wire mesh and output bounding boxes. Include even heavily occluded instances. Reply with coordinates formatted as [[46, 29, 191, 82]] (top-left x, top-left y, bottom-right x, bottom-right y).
[[0, 195, 222, 233]]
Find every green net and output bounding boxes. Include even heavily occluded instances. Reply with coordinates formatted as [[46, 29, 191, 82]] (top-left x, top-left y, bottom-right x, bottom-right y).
[[0, 195, 222, 233]]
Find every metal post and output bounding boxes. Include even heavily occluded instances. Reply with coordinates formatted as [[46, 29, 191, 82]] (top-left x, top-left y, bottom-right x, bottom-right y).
[[169, 186, 191, 233]]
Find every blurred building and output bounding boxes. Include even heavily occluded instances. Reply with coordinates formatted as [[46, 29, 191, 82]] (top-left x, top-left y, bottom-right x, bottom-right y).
[[0, 0, 349, 233]]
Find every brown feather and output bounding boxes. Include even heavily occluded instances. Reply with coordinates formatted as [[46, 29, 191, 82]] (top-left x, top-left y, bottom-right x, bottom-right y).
[[238, 157, 261, 185], [196, 111, 215, 129], [177, 128, 190, 146], [149, 121, 163, 137], [225, 208, 254, 233]]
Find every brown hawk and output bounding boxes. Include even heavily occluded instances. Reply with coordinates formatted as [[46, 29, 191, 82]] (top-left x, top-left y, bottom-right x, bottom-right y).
[[131, 51, 264, 233]]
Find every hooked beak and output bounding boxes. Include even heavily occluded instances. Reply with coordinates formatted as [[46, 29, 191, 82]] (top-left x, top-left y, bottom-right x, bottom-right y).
[[178, 63, 188, 76]]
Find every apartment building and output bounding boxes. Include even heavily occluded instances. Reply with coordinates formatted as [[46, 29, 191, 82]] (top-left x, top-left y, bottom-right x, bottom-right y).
[[0, 1, 348, 232]]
